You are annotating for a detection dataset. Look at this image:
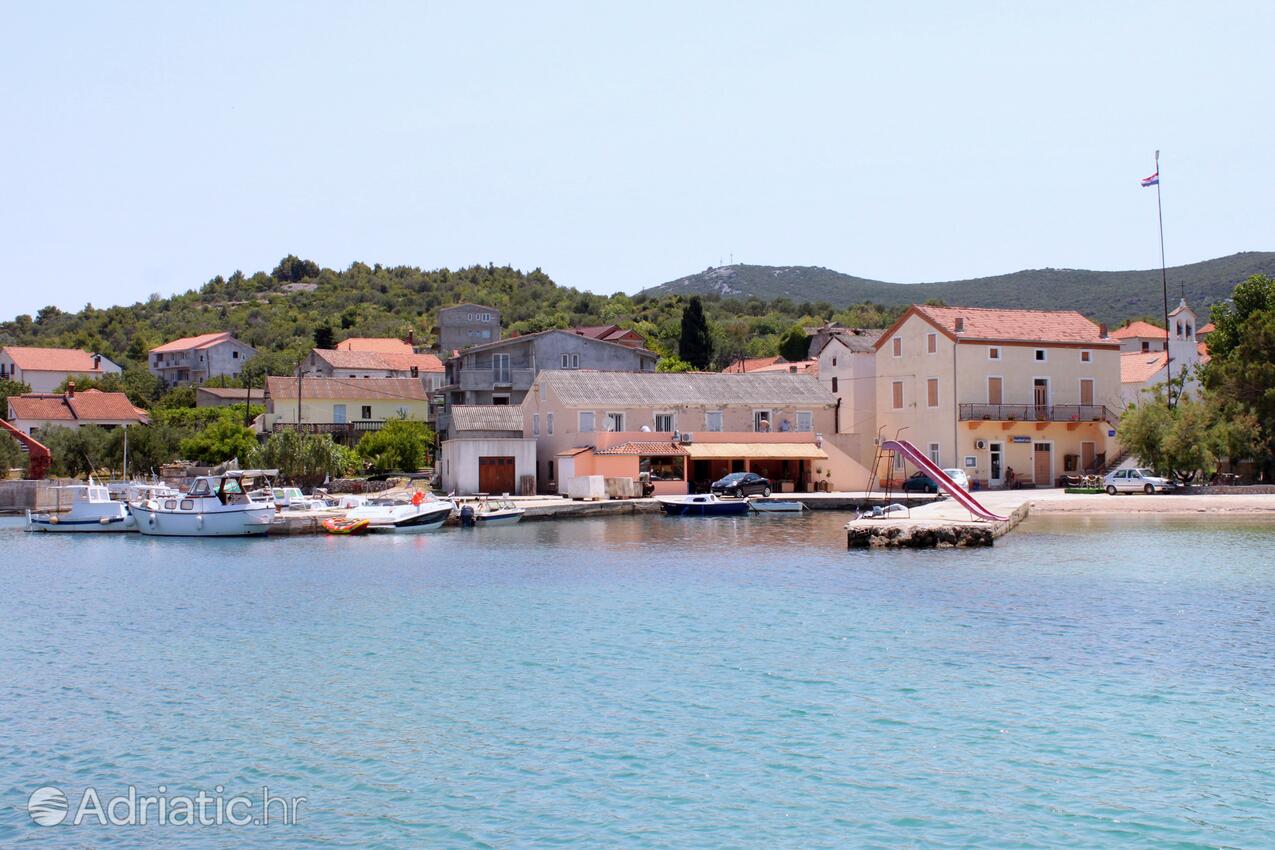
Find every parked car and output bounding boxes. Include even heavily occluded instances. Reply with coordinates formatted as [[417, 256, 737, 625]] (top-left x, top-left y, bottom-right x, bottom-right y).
[[941, 468, 971, 491], [1103, 468, 1173, 495], [710, 471, 772, 497], [901, 471, 939, 493]]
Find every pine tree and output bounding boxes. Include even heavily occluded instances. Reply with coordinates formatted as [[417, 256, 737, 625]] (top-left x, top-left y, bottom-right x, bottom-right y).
[[678, 297, 713, 369]]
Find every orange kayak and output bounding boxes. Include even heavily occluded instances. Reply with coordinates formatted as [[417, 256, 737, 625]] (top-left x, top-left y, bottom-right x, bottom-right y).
[[323, 517, 371, 535]]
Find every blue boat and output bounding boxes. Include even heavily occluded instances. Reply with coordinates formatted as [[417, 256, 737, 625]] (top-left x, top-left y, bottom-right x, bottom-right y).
[[657, 493, 750, 517]]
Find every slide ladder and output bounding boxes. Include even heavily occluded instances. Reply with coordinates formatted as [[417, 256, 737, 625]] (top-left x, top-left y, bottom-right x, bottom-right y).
[[881, 439, 1008, 522], [1, 418, 50, 480]]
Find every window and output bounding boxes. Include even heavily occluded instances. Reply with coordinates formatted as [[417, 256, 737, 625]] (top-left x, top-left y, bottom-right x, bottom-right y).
[[492, 353, 511, 383], [533, 414, 540, 436], [831, 377, 839, 393], [332, 404, 347, 424], [654, 413, 674, 432], [891, 381, 904, 409], [232, 351, 239, 359], [546, 413, 553, 434], [927, 333, 937, 354], [547, 460, 554, 480], [891, 337, 902, 357], [361, 405, 372, 420], [927, 378, 939, 407], [753, 410, 772, 432], [988, 347, 1001, 360], [539, 383, 546, 400], [831, 357, 837, 367], [579, 411, 594, 432], [705, 411, 723, 432], [605, 412, 625, 432], [928, 442, 941, 464], [560, 353, 580, 369], [1080, 350, 1091, 363], [1035, 349, 1047, 362], [1141, 341, 1150, 352], [796, 411, 812, 432]]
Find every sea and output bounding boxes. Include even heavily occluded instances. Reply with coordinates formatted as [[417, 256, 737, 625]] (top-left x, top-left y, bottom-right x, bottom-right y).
[[1, 512, 1272, 848]]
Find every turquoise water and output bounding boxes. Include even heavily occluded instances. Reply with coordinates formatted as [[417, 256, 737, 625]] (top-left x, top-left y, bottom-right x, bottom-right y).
[[2, 512, 1274, 848]]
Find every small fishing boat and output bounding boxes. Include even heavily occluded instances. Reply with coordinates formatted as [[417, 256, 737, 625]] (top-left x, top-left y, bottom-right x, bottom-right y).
[[748, 497, 805, 513], [322, 516, 371, 535], [27, 479, 136, 532], [459, 495, 525, 527], [345, 491, 455, 533], [129, 470, 277, 537], [657, 493, 750, 517]]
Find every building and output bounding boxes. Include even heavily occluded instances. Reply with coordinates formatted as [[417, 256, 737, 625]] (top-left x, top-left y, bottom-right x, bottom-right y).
[[1119, 299, 1207, 405], [568, 325, 646, 349], [6, 385, 149, 436], [0, 346, 121, 393], [812, 327, 883, 464], [520, 370, 872, 495], [438, 330, 659, 438], [437, 303, 501, 354], [334, 337, 414, 353], [304, 348, 445, 391], [261, 376, 431, 443], [873, 305, 1122, 489], [1111, 320, 1167, 353], [149, 332, 256, 386], [722, 356, 787, 373], [749, 359, 818, 375], [195, 387, 257, 408], [438, 405, 537, 495]]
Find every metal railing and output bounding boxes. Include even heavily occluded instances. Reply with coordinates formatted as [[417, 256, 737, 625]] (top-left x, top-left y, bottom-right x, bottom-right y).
[[958, 403, 1118, 425], [272, 420, 387, 434]]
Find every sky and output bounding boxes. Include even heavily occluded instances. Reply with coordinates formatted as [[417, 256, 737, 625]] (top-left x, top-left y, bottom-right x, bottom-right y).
[[3, 1, 1272, 317]]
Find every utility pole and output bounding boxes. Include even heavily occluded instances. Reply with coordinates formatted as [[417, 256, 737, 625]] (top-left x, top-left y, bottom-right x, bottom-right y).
[[1152, 150, 1173, 407]]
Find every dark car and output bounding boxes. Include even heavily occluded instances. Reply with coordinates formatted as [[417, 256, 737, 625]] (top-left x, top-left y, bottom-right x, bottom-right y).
[[900, 471, 939, 493], [710, 471, 772, 497]]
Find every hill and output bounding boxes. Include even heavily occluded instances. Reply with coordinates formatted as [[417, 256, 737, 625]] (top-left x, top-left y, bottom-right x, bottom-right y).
[[642, 252, 1275, 324]]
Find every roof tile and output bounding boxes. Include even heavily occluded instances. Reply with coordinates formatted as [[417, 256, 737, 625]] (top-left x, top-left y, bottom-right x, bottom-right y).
[[266, 376, 430, 401], [538, 370, 835, 407], [2, 346, 106, 373], [915, 305, 1110, 345], [449, 405, 525, 432]]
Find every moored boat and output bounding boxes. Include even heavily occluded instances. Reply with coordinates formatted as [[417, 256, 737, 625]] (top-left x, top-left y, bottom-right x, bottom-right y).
[[748, 498, 806, 513], [657, 493, 750, 517], [460, 495, 525, 527], [128, 470, 277, 537], [345, 491, 455, 533], [27, 480, 136, 532]]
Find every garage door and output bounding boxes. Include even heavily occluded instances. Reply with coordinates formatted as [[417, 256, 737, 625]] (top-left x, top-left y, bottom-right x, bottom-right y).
[[478, 456, 516, 495]]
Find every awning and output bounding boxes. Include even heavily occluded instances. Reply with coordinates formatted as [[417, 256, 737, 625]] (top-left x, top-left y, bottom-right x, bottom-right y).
[[556, 446, 593, 458], [682, 442, 828, 460]]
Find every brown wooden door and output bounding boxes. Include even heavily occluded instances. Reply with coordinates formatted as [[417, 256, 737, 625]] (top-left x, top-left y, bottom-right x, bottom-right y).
[[1081, 441, 1096, 472], [1079, 379, 1094, 406], [479, 456, 516, 494], [1033, 443, 1051, 486], [987, 377, 1002, 405]]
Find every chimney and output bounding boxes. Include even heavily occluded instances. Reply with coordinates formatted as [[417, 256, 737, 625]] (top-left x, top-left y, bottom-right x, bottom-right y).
[[66, 380, 76, 399], [1099, 322, 1109, 338], [410, 365, 419, 378], [406, 327, 414, 346], [954, 317, 965, 333], [93, 354, 101, 369]]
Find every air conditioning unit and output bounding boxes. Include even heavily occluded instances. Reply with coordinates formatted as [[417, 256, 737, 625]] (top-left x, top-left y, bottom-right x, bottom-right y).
[[975, 439, 987, 450], [680, 432, 694, 444]]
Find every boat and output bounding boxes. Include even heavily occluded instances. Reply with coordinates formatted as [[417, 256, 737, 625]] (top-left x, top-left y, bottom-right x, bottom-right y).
[[748, 497, 806, 513], [128, 470, 277, 537], [657, 493, 751, 517], [459, 495, 525, 527], [345, 490, 455, 533], [27, 480, 136, 532], [322, 516, 371, 535]]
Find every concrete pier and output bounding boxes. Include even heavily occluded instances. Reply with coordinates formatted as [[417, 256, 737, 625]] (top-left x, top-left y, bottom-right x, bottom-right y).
[[845, 490, 1036, 548]]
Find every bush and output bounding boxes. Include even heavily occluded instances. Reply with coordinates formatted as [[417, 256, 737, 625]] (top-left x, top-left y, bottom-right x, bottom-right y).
[[356, 419, 432, 473], [0, 431, 23, 474], [179, 419, 259, 464], [252, 431, 361, 487]]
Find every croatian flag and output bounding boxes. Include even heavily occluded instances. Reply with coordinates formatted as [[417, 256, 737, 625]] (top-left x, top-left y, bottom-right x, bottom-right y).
[[1141, 171, 1159, 187]]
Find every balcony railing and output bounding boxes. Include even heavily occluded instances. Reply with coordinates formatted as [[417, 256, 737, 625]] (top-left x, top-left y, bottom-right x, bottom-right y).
[[959, 403, 1118, 425], [272, 420, 388, 434]]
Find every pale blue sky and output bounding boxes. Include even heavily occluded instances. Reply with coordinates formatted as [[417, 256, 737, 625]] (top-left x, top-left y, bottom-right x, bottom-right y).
[[3, 1, 1272, 316]]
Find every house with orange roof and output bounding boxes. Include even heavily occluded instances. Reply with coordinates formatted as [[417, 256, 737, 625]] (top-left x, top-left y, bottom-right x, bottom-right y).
[[1119, 298, 1207, 405], [0, 346, 121, 393], [1111, 320, 1168, 354], [722, 355, 786, 373], [568, 325, 646, 349], [873, 305, 1122, 488], [334, 337, 414, 354], [148, 332, 256, 386], [6, 384, 148, 436]]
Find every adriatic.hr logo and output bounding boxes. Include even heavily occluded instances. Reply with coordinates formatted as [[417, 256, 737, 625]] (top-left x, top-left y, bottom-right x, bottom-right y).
[[27, 786, 69, 826]]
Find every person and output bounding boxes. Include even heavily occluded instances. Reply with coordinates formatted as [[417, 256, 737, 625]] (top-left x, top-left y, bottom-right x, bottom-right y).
[[640, 424, 651, 432], [1004, 467, 1017, 489], [779, 418, 791, 432], [758, 417, 771, 433]]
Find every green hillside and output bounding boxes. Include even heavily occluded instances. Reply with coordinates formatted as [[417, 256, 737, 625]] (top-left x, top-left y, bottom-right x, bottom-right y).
[[643, 252, 1275, 324]]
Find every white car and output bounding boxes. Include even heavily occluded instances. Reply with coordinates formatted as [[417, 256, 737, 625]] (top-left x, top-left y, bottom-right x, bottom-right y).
[[1103, 468, 1173, 495], [941, 468, 971, 491]]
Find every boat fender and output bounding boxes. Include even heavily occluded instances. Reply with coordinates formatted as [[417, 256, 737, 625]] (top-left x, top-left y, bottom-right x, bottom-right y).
[[48, 515, 59, 525], [99, 516, 111, 524]]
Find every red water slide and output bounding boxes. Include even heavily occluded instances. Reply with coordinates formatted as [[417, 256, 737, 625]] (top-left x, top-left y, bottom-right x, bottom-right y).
[[882, 439, 1008, 522], [0, 418, 51, 479]]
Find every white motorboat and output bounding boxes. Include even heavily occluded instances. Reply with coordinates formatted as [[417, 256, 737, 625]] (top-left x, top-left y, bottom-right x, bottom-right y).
[[460, 496, 525, 527], [27, 480, 136, 532], [129, 470, 277, 537], [748, 497, 806, 513], [345, 492, 455, 533]]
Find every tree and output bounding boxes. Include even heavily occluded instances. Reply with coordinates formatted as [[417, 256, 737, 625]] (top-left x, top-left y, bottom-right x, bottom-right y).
[[778, 325, 812, 362], [272, 255, 320, 283], [356, 419, 432, 473], [179, 419, 259, 464], [0, 431, 23, 474], [678, 296, 713, 369], [0, 378, 32, 419], [1117, 390, 1258, 483], [40, 426, 114, 477], [1204, 275, 1275, 477], [252, 431, 360, 487], [313, 323, 336, 350], [656, 355, 694, 373]]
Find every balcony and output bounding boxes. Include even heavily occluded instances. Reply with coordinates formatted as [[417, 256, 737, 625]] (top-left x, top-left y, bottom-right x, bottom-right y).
[[272, 420, 388, 435], [959, 403, 1118, 426], [456, 368, 535, 391]]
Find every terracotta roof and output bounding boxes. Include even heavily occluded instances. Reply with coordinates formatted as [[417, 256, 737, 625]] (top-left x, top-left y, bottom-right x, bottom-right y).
[[449, 405, 525, 432], [570, 325, 644, 344], [150, 331, 235, 353], [751, 359, 819, 376], [538, 370, 835, 407], [1197, 322, 1215, 336], [265, 376, 429, 401], [595, 441, 688, 456], [1, 346, 105, 373], [1121, 351, 1170, 384], [7, 389, 149, 424], [334, 337, 413, 353], [312, 349, 443, 373], [556, 446, 592, 458], [905, 305, 1112, 346], [722, 356, 785, 373], [196, 387, 254, 399], [1111, 320, 1166, 340]]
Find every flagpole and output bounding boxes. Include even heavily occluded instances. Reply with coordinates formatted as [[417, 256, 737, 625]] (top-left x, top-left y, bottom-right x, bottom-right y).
[[1153, 149, 1173, 407]]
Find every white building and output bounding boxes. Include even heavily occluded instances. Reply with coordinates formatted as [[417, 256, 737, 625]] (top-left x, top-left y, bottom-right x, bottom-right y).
[[439, 405, 537, 495], [0, 346, 121, 393], [149, 332, 256, 386], [812, 327, 882, 466], [6, 386, 148, 436], [1119, 299, 1207, 406]]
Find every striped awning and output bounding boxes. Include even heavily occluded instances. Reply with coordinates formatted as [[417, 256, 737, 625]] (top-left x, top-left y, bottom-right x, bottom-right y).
[[682, 442, 828, 460]]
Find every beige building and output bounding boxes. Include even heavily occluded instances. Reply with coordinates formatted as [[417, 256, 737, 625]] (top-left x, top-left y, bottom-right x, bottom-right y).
[[261, 376, 431, 443], [520, 370, 872, 494], [812, 327, 882, 466], [874, 305, 1122, 489]]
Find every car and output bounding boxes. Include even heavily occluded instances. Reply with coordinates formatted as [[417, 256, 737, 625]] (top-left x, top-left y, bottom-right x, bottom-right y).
[[710, 471, 772, 497], [941, 468, 971, 491], [901, 471, 939, 493], [1103, 467, 1173, 495]]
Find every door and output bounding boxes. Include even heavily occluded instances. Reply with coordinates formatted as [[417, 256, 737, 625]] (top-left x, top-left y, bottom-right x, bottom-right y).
[[987, 376, 1003, 406], [479, 456, 517, 495], [1079, 378, 1095, 407], [989, 442, 1003, 486], [1080, 441, 1096, 472], [332, 404, 347, 424], [1033, 379, 1049, 418], [492, 354, 511, 384], [1033, 443, 1052, 487]]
